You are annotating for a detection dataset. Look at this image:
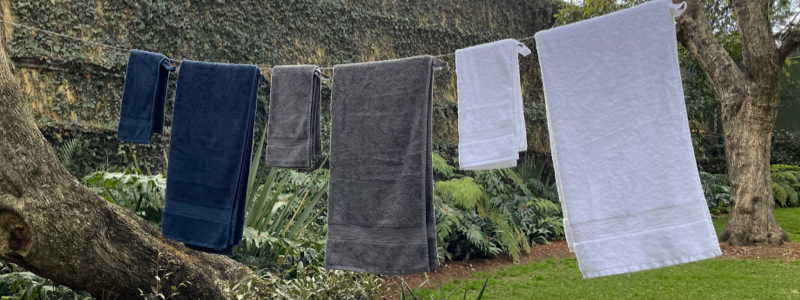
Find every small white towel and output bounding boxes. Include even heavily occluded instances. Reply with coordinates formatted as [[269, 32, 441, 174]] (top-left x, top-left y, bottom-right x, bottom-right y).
[[455, 39, 531, 170], [536, 0, 720, 278]]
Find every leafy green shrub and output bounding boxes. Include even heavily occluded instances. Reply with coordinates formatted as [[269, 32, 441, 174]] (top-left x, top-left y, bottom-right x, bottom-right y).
[[772, 164, 800, 208], [223, 268, 383, 300], [138, 253, 191, 300], [772, 130, 800, 166], [699, 171, 730, 215], [0, 270, 93, 300], [83, 169, 166, 226]]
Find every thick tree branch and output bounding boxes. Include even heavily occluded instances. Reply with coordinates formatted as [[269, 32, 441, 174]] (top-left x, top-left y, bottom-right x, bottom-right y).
[[731, 0, 779, 82], [675, 0, 746, 108], [777, 27, 800, 62]]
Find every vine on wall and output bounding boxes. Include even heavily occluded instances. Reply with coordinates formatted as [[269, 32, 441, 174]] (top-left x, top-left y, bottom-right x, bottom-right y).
[[8, 0, 558, 174]]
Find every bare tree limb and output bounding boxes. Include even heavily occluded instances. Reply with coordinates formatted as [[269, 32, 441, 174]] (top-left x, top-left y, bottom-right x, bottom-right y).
[[675, 0, 747, 108], [731, 0, 780, 82], [777, 27, 800, 62]]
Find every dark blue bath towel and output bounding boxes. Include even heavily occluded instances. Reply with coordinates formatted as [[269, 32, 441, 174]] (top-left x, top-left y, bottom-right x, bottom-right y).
[[161, 60, 263, 255], [117, 50, 175, 144]]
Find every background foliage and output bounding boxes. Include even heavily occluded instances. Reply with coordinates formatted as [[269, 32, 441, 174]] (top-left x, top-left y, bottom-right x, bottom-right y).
[[432, 153, 563, 263]]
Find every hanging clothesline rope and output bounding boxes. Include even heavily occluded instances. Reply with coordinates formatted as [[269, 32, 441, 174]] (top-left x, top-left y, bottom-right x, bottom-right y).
[[2, 19, 537, 73]]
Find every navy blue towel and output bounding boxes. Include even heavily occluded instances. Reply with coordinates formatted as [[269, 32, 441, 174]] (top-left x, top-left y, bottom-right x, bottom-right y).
[[161, 60, 263, 255], [117, 50, 175, 144]]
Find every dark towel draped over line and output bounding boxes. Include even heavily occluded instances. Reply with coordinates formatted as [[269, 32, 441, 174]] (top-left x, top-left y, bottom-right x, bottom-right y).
[[117, 50, 175, 144], [161, 60, 264, 255], [266, 65, 324, 169], [326, 56, 447, 275]]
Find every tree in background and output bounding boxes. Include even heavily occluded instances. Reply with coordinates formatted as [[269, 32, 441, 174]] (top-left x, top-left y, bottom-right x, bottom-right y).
[[555, 0, 798, 246]]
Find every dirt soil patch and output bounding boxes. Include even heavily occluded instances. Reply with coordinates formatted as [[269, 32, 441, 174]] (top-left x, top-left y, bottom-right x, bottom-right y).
[[719, 240, 800, 261], [379, 240, 800, 299]]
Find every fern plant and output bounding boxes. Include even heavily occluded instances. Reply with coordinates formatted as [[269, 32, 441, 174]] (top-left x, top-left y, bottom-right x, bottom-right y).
[[432, 152, 456, 179], [771, 164, 800, 207], [436, 177, 486, 211], [433, 157, 563, 263], [57, 134, 85, 177]]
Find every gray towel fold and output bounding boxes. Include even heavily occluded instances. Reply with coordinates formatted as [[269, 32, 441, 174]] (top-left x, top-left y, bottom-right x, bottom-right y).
[[326, 56, 447, 275], [266, 65, 323, 168]]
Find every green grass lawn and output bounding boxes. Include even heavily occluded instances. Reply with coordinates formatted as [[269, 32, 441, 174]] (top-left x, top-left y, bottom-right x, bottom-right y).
[[410, 208, 800, 300]]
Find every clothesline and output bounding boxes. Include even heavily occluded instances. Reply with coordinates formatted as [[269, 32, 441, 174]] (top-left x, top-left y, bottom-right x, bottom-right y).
[[1, 19, 537, 73]]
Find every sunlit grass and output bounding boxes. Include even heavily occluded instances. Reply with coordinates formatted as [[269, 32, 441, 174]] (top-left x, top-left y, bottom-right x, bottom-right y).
[[409, 208, 800, 299]]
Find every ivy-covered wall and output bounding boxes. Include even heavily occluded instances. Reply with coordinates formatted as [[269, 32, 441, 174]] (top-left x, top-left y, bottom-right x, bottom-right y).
[[4, 0, 558, 174]]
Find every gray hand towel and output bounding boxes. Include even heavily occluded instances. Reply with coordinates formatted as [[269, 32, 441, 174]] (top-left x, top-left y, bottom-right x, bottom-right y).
[[266, 65, 324, 168], [326, 56, 447, 275]]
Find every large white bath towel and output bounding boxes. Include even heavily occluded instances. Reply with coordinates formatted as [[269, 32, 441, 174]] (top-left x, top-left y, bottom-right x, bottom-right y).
[[535, 0, 720, 278], [455, 39, 531, 170]]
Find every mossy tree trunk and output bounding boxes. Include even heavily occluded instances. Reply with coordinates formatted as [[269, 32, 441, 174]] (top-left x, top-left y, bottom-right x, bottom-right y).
[[676, 0, 798, 246], [0, 25, 252, 300]]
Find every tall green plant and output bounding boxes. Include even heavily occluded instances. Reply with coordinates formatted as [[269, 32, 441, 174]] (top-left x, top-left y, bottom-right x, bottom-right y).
[[242, 122, 330, 238], [699, 170, 730, 214], [514, 153, 559, 202], [234, 123, 330, 278]]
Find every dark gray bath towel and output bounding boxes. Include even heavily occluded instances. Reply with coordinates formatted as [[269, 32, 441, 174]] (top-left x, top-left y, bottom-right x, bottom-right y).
[[266, 65, 324, 168], [117, 50, 175, 144], [326, 56, 447, 275], [161, 60, 263, 255]]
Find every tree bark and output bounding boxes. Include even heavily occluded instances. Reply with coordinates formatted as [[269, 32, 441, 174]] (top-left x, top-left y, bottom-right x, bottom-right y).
[[676, 0, 789, 246], [0, 26, 253, 300]]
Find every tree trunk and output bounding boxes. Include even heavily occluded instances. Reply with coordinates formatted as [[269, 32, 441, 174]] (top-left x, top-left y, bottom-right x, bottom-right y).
[[0, 26, 252, 300], [718, 91, 789, 246], [676, 0, 788, 246]]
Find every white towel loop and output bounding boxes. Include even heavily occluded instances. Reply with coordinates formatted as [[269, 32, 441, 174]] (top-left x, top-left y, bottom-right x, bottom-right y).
[[314, 67, 331, 81], [432, 58, 449, 71], [516, 43, 532, 56], [668, 1, 687, 18]]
